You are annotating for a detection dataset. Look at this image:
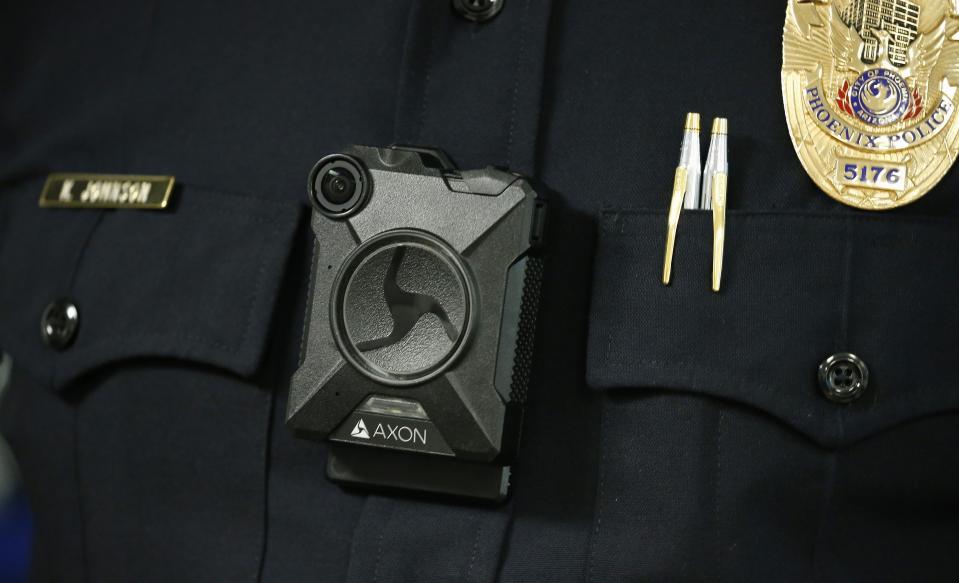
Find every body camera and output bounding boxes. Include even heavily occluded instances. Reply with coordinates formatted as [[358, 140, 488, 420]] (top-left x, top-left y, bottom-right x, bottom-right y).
[[288, 145, 545, 501]]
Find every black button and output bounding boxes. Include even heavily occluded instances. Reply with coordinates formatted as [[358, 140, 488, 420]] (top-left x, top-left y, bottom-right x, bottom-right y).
[[41, 299, 80, 350], [819, 352, 868, 403], [452, 0, 504, 22]]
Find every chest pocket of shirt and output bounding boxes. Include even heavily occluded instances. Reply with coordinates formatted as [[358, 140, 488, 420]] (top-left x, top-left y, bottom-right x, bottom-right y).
[[0, 178, 302, 582], [583, 208, 959, 582]]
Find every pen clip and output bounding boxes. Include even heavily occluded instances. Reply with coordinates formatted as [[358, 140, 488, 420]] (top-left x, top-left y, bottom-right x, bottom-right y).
[[711, 172, 727, 293], [663, 166, 689, 285], [663, 113, 701, 286]]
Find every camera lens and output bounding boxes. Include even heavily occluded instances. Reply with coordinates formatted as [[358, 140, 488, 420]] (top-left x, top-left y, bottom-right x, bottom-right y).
[[308, 154, 370, 218], [319, 168, 356, 205]]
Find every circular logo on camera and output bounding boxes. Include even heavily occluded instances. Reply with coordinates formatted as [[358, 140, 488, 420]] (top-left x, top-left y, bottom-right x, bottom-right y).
[[849, 69, 910, 127], [331, 230, 473, 386]]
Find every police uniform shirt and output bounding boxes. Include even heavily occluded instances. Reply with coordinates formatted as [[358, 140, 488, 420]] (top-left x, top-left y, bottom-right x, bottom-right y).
[[1, 1, 958, 582]]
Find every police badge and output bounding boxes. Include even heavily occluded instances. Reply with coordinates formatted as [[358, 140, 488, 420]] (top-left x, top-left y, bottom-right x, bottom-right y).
[[783, 0, 959, 209]]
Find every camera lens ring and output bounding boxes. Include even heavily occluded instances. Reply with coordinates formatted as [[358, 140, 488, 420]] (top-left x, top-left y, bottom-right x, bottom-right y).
[[330, 229, 476, 387], [308, 154, 371, 218]]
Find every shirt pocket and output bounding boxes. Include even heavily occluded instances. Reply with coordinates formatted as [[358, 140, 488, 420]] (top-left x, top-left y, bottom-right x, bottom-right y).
[[583, 208, 959, 582], [0, 178, 303, 582]]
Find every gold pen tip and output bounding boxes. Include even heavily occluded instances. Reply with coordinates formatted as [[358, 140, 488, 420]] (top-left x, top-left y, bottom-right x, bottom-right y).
[[684, 113, 701, 132], [711, 117, 728, 136]]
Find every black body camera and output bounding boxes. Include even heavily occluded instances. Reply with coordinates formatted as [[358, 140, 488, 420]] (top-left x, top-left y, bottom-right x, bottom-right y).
[[288, 145, 545, 501]]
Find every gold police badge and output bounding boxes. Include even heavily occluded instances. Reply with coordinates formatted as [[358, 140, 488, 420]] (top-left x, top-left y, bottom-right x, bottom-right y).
[[783, 0, 959, 209]]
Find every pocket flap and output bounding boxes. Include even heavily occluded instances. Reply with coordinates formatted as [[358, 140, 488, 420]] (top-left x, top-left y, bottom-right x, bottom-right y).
[[587, 209, 959, 448], [0, 178, 303, 388]]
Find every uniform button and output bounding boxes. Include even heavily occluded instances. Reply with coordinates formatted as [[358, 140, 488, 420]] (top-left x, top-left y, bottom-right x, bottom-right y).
[[452, 0, 504, 22], [41, 299, 80, 350], [819, 352, 868, 404]]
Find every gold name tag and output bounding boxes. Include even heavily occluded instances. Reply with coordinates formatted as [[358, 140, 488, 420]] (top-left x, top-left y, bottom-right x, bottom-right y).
[[39, 174, 175, 209]]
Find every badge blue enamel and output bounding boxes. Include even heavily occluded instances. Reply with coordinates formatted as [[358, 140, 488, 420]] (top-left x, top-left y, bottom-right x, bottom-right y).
[[849, 68, 912, 125]]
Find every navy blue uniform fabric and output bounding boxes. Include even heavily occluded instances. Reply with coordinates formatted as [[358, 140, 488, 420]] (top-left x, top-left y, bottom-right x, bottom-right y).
[[1, 1, 958, 581]]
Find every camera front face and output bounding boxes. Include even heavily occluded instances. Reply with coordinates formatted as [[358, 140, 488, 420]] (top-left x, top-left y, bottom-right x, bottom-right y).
[[289, 145, 545, 501]]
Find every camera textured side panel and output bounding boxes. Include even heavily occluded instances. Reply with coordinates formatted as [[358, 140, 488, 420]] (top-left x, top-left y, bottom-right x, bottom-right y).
[[297, 236, 321, 370], [509, 256, 544, 404]]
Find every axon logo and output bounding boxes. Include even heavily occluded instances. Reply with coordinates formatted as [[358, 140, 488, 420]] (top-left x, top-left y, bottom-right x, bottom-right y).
[[350, 419, 370, 439], [350, 418, 427, 445]]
